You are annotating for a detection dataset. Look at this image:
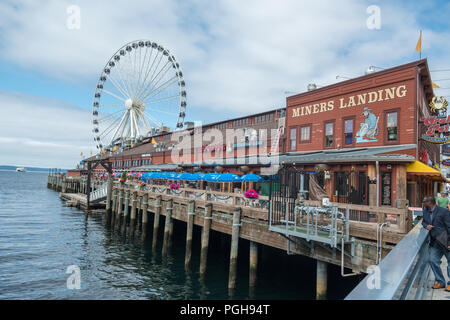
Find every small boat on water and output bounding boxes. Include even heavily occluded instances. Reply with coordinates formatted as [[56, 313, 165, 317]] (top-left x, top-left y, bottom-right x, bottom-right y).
[[16, 167, 26, 172]]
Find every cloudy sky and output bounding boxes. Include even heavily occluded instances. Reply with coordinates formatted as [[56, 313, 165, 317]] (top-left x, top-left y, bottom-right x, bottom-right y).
[[0, 0, 450, 168]]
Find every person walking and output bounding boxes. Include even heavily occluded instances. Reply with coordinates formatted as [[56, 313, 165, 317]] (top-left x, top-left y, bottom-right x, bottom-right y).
[[422, 195, 450, 291], [436, 192, 450, 210]]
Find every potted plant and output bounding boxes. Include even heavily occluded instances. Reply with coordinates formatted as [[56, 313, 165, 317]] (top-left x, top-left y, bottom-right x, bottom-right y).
[[244, 189, 259, 199], [170, 183, 180, 190], [138, 179, 146, 190], [244, 189, 259, 206]]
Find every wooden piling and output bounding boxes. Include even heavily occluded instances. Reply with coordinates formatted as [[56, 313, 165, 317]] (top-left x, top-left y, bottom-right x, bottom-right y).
[[162, 199, 173, 256], [228, 207, 241, 294], [111, 189, 118, 227], [316, 260, 328, 300], [184, 200, 195, 269], [249, 241, 258, 288], [129, 191, 137, 236], [199, 203, 213, 276], [141, 193, 149, 240], [105, 176, 113, 217], [116, 189, 124, 230], [168, 215, 174, 251], [121, 190, 130, 234], [152, 196, 162, 251], [136, 196, 142, 233]]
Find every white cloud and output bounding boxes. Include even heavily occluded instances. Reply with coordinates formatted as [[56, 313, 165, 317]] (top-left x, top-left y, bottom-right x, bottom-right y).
[[0, 91, 94, 168], [1, 0, 444, 113], [0, 0, 450, 167]]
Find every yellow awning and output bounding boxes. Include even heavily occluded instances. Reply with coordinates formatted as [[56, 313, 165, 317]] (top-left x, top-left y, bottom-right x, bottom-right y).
[[406, 161, 443, 179]]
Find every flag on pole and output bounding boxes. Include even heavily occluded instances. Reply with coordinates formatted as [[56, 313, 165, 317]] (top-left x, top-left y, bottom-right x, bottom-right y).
[[432, 82, 440, 89], [416, 30, 422, 58]]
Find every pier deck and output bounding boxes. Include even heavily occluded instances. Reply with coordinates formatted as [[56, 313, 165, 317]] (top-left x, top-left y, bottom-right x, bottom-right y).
[[60, 193, 104, 209], [49, 175, 415, 298], [431, 258, 450, 301]]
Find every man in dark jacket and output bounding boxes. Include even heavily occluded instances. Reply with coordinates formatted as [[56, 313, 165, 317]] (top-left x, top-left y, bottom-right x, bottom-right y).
[[422, 195, 450, 291]]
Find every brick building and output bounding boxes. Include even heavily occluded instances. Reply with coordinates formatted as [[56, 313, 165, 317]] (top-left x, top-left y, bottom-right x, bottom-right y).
[[77, 59, 446, 208], [283, 59, 443, 208]]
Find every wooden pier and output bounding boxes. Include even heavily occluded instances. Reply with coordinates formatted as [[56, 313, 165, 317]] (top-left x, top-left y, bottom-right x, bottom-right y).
[[47, 174, 414, 298]]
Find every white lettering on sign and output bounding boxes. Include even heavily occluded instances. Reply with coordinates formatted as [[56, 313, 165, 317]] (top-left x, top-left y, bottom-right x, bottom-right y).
[[291, 85, 407, 118]]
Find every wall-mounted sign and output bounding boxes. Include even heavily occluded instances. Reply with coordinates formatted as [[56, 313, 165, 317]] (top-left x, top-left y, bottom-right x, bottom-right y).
[[141, 153, 152, 157], [356, 107, 379, 143], [234, 141, 262, 148], [429, 96, 448, 114], [443, 143, 450, 156], [442, 159, 450, 167], [420, 116, 450, 144], [202, 143, 225, 152], [291, 84, 407, 118]]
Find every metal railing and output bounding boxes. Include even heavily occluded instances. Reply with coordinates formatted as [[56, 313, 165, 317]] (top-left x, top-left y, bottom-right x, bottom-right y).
[[89, 183, 108, 203], [345, 221, 431, 300]]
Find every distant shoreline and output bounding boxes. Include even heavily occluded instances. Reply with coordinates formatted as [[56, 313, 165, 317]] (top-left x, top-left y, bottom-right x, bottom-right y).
[[0, 169, 48, 173]]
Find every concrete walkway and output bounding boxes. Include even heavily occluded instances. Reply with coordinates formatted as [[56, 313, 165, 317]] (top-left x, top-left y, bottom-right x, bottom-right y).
[[431, 257, 450, 300]]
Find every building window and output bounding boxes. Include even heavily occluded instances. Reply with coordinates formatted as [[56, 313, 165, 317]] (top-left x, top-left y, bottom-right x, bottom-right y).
[[325, 122, 334, 148], [290, 127, 297, 150], [214, 122, 227, 130], [344, 119, 354, 145], [232, 118, 249, 128], [254, 113, 273, 124], [300, 125, 311, 143], [386, 112, 398, 141]]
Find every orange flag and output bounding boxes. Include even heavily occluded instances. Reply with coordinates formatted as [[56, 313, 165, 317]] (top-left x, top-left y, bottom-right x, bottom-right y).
[[416, 31, 422, 57]]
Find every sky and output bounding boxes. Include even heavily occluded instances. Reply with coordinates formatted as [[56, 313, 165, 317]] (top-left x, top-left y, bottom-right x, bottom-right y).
[[1, 0, 450, 168]]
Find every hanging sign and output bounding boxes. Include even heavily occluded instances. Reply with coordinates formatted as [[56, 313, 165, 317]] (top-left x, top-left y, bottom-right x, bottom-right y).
[[443, 143, 450, 156], [429, 96, 448, 114], [420, 115, 450, 144]]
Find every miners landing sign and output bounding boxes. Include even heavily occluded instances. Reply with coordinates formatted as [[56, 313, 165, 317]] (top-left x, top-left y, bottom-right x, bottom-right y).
[[291, 85, 407, 118], [420, 115, 450, 143]]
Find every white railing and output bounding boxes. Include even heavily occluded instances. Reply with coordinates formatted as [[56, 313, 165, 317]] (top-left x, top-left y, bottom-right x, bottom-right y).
[[89, 183, 108, 202]]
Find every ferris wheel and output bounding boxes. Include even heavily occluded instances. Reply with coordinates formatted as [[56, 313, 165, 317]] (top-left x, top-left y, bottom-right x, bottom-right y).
[[92, 40, 186, 152]]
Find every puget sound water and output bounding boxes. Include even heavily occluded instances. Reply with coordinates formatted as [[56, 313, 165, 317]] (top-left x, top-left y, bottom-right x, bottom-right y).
[[0, 170, 361, 300]]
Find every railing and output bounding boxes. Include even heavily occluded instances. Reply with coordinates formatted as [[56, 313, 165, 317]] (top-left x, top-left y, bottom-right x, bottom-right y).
[[345, 221, 431, 300], [89, 182, 108, 202], [114, 182, 270, 209], [303, 200, 411, 233]]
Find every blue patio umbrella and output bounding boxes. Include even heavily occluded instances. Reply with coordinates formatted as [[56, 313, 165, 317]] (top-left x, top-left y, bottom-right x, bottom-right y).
[[166, 172, 179, 180], [203, 173, 221, 182], [215, 173, 240, 183], [197, 173, 207, 180], [159, 172, 170, 179], [141, 172, 151, 179], [177, 172, 194, 180], [144, 172, 160, 179], [240, 174, 263, 182], [186, 173, 201, 181]]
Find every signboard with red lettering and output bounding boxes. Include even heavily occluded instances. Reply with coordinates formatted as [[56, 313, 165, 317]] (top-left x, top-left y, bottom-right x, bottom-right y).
[[443, 143, 450, 156], [420, 115, 450, 144]]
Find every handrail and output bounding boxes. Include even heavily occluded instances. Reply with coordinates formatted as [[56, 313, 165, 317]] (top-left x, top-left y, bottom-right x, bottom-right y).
[[303, 200, 410, 233], [345, 221, 430, 300], [89, 182, 108, 202], [113, 183, 270, 210]]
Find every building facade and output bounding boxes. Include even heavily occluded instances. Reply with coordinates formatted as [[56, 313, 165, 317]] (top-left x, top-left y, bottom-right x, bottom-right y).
[[78, 59, 446, 208], [284, 59, 442, 208]]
